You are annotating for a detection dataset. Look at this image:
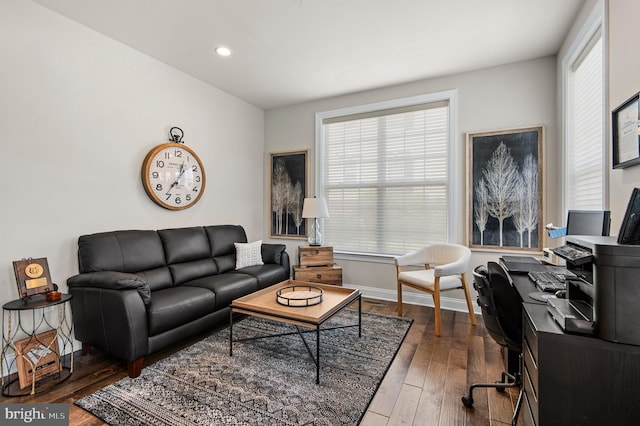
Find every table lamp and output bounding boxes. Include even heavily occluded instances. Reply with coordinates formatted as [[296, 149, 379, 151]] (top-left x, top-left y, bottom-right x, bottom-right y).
[[302, 197, 329, 246]]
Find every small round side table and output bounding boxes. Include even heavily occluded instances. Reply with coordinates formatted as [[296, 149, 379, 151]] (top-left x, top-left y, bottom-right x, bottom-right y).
[[1, 294, 74, 396]]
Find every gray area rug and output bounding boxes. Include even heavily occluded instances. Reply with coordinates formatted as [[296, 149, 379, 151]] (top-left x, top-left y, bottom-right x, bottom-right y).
[[76, 309, 412, 425]]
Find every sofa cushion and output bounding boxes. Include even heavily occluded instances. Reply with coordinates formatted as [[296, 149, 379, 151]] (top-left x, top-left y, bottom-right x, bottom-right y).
[[78, 230, 165, 273], [158, 227, 210, 264], [147, 286, 216, 336], [206, 225, 247, 256], [235, 240, 264, 269], [169, 258, 217, 285], [136, 267, 174, 292], [213, 255, 234, 274], [184, 273, 257, 310], [235, 265, 289, 289]]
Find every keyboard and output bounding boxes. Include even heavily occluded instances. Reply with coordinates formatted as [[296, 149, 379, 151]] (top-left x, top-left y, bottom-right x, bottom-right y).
[[528, 271, 567, 292]]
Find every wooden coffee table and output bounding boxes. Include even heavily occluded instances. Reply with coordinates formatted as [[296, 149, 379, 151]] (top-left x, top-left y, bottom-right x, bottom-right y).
[[229, 280, 361, 384]]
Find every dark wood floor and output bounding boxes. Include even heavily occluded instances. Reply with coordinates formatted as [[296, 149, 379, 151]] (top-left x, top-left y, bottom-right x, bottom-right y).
[[0, 299, 522, 425]]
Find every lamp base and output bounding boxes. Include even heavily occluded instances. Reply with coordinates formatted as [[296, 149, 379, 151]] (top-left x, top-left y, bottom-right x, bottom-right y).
[[307, 218, 322, 246]]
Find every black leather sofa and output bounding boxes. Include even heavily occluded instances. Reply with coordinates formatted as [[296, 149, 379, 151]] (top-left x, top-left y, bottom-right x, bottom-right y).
[[67, 225, 290, 377]]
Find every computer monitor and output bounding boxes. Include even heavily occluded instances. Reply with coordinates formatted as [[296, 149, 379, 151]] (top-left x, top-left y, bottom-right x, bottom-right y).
[[566, 210, 611, 236], [618, 188, 640, 244]]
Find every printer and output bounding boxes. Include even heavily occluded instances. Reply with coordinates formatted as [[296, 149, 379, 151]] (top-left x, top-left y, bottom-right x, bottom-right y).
[[549, 235, 640, 346]]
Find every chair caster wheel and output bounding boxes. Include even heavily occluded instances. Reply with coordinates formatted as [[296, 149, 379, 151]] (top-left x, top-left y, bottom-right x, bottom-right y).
[[461, 395, 474, 407]]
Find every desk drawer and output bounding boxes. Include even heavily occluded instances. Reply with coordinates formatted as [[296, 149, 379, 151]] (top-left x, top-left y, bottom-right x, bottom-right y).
[[524, 309, 538, 364], [523, 387, 537, 426], [523, 362, 539, 426], [523, 338, 538, 396]]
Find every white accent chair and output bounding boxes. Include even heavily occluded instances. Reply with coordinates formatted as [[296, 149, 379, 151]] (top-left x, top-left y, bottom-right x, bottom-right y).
[[394, 243, 476, 336]]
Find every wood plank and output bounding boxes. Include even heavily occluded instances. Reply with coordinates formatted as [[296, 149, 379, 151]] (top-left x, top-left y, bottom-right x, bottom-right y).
[[439, 390, 467, 426], [404, 325, 434, 388], [366, 317, 422, 417], [444, 347, 467, 396], [386, 383, 422, 426], [413, 361, 447, 425], [483, 330, 516, 425], [359, 411, 389, 426], [465, 334, 490, 413]]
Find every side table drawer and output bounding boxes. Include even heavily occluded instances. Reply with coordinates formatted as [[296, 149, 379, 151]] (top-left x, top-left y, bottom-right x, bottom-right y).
[[299, 246, 334, 266], [293, 265, 342, 286]]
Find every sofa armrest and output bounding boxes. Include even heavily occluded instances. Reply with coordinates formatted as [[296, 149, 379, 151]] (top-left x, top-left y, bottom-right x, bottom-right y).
[[69, 286, 149, 362], [262, 243, 290, 277], [67, 271, 151, 305], [261, 243, 286, 264]]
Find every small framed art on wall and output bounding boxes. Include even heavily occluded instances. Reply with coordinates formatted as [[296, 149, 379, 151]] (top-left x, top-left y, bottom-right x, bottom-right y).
[[270, 150, 308, 239]]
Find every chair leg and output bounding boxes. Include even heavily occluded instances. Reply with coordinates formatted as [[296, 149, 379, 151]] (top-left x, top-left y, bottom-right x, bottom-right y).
[[461, 370, 521, 408], [461, 274, 477, 326], [433, 287, 441, 337], [462, 353, 523, 425], [397, 281, 403, 317]]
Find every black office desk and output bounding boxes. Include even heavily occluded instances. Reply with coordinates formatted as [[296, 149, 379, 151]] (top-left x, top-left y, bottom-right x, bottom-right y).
[[508, 272, 640, 425], [510, 272, 549, 305]]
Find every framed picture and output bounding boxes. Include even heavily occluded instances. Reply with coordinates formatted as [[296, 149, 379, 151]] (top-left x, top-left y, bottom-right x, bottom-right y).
[[467, 126, 544, 252], [12, 257, 54, 300], [612, 92, 640, 169], [14, 330, 61, 389], [270, 150, 308, 239]]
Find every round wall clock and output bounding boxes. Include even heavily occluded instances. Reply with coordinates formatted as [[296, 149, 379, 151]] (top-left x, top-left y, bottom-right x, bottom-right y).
[[141, 139, 206, 210]]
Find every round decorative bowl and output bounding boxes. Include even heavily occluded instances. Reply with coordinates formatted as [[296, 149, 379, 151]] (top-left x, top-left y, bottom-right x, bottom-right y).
[[276, 285, 323, 307]]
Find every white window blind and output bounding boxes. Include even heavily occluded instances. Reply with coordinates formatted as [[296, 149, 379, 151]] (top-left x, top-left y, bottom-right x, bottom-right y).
[[319, 102, 449, 255], [566, 30, 604, 210]]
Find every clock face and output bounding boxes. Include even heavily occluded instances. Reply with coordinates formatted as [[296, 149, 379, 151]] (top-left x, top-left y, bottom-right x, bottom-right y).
[[141, 143, 206, 210]]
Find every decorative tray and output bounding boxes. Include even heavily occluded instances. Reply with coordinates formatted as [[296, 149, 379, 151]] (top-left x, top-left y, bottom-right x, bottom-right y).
[[276, 285, 323, 307]]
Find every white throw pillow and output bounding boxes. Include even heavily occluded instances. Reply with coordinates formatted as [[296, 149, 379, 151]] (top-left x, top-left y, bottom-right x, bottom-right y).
[[235, 240, 264, 269]]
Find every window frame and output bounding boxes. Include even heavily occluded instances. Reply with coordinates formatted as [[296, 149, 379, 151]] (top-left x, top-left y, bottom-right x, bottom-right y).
[[561, 0, 607, 213], [314, 89, 459, 259]]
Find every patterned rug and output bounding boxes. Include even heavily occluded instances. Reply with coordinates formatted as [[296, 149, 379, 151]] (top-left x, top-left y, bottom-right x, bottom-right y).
[[75, 309, 412, 425]]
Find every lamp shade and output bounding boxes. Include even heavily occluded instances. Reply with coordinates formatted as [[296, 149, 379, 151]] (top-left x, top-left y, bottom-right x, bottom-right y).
[[302, 197, 329, 218]]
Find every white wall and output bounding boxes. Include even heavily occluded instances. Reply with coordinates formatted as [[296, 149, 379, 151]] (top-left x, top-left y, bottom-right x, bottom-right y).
[[0, 0, 265, 307], [608, 0, 640, 229], [265, 57, 559, 302]]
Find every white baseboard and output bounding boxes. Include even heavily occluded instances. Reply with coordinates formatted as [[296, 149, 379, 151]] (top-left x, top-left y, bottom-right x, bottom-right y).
[[343, 283, 481, 315]]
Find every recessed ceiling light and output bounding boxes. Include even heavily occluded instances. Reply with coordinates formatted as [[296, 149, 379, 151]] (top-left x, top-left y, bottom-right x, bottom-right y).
[[215, 46, 232, 57]]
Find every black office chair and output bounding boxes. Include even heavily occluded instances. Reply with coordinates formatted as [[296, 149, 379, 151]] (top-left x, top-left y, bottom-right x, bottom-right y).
[[461, 261, 523, 426]]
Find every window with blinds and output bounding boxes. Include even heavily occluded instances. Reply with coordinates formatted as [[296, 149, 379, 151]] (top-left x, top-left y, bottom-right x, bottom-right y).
[[318, 97, 451, 256], [565, 23, 604, 210]]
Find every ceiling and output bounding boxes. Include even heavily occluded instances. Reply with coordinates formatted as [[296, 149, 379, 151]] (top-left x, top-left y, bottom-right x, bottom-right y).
[[34, 0, 585, 110]]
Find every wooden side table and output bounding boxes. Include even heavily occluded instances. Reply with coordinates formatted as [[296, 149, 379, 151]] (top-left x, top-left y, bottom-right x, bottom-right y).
[[1, 294, 74, 396], [293, 245, 343, 286]]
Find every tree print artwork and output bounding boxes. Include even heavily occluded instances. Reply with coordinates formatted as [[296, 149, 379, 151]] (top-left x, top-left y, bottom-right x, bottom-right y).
[[270, 151, 308, 239], [468, 127, 543, 251]]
